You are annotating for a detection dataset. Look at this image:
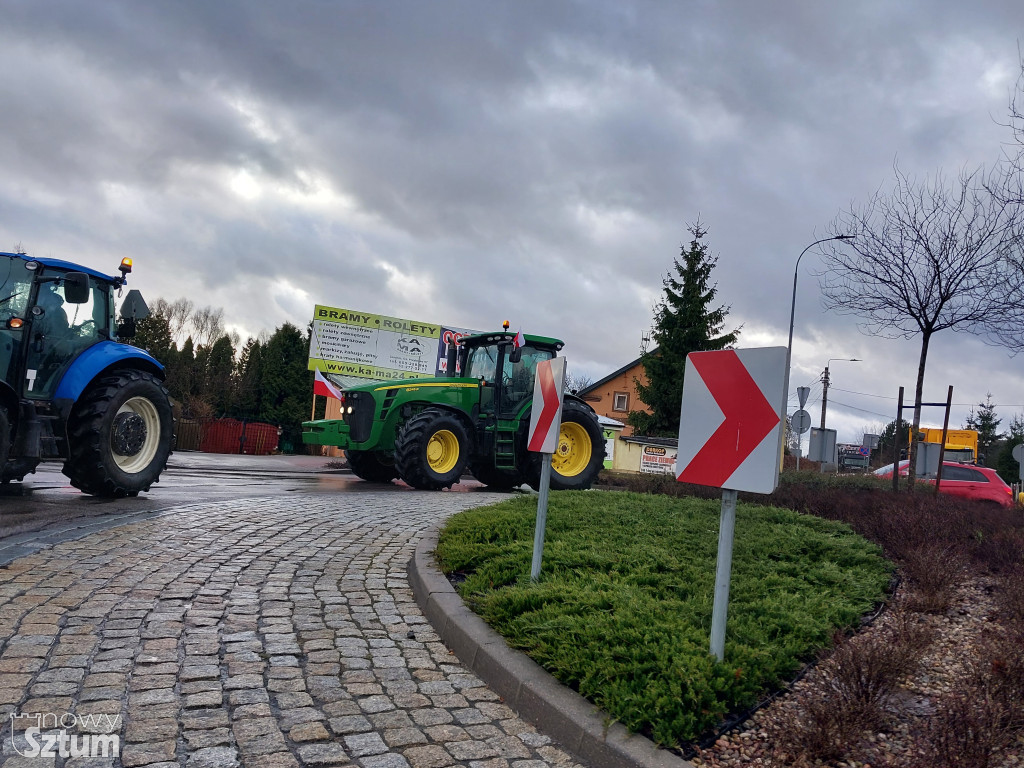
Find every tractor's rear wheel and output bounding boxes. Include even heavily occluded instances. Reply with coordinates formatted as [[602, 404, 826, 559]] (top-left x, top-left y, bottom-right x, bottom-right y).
[[63, 370, 174, 497], [469, 461, 523, 491], [522, 400, 605, 491], [394, 408, 471, 490], [345, 449, 398, 483]]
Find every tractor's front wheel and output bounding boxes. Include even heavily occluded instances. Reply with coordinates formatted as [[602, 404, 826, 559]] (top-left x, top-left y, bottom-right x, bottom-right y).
[[394, 408, 471, 490], [63, 370, 174, 497], [522, 400, 605, 491], [345, 449, 398, 483]]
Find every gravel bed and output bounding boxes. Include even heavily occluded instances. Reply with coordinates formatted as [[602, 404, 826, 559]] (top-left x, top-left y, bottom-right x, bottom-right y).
[[688, 576, 1024, 768]]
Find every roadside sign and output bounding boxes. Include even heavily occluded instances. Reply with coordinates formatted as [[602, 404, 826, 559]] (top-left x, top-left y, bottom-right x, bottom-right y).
[[528, 357, 566, 582], [791, 409, 812, 434], [119, 289, 150, 320], [809, 427, 838, 465], [527, 358, 566, 453], [674, 347, 787, 662], [1012, 443, 1023, 482], [797, 386, 810, 409], [676, 348, 787, 494]]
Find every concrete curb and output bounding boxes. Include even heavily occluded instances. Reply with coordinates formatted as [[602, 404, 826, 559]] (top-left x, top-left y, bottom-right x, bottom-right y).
[[409, 527, 693, 768]]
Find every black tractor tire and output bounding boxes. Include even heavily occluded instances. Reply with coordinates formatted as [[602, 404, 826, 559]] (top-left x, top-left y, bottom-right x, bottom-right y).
[[394, 408, 471, 490], [521, 400, 605, 491], [345, 449, 398, 483], [469, 461, 523, 491], [63, 370, 174, 497]]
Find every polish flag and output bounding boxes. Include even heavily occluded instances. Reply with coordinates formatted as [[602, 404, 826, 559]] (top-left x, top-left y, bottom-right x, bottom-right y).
[[513, 328, 526, 349], [314, 369, 344, 400]]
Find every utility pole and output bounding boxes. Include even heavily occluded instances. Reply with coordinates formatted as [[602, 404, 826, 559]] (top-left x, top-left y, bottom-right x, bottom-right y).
[[819, 366, 830, 431], [820, 358, 861, 431]]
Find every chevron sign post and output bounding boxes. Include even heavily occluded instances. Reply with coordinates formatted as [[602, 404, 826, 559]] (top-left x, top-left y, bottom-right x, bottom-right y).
[[676, 347, 788, 661], [527, 357, 566, 582]]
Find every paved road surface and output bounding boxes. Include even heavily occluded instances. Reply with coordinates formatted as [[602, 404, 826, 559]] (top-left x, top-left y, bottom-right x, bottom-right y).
[[0, 454, 586, 768], [0, 455, 487, 559]]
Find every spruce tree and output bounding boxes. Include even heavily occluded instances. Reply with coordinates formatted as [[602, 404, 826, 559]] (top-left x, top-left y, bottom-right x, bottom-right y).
[[259, 323, 314, 451], [964, 393, 1004, 466], [628, 224, 740, 436]]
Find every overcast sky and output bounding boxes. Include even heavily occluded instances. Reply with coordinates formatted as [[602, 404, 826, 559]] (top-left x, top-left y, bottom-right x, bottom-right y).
[[3, 1, 1024, 444]]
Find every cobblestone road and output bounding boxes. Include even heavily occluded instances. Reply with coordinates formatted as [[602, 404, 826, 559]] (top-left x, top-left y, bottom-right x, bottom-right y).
[[0, 494, 586, 768]]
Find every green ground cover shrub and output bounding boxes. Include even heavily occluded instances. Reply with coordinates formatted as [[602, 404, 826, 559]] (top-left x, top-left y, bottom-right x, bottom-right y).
[[435, 491, 891, 746]]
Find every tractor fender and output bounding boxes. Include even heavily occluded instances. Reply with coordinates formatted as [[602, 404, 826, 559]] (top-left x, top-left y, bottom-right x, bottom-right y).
[[400, 402, 476, 445], [55, 341, 165, 406], [562, 392, 595, 412], [402, 401, 474, 428]]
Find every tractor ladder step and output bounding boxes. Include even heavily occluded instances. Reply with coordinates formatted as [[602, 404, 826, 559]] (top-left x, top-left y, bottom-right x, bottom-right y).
[[494, 431, 517, 470]]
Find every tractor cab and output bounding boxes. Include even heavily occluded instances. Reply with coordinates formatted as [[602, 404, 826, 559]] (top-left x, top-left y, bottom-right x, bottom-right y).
[[451, 330, 563, 418], [0, 252, 139, 401]]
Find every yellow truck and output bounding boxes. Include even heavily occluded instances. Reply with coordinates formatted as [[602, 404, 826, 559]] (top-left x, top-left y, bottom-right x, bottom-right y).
[[909, 428, 979, 464]]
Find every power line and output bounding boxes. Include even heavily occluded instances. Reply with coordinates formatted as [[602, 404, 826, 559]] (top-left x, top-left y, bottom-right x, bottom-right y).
[[826, 399, 894, 419], [829, 387, 1024, 409]]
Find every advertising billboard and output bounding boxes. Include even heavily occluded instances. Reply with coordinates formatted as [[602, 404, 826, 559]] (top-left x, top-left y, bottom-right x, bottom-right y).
[[308, 304, 477, 382]]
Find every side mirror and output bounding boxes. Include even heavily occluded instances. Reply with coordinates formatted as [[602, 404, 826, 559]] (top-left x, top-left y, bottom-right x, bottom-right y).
[[63, 272, 90, 304], [508, 346, 523, 364]]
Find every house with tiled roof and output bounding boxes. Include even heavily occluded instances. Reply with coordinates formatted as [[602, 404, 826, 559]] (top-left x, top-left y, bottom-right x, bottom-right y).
[[576, 352, 654, 437]]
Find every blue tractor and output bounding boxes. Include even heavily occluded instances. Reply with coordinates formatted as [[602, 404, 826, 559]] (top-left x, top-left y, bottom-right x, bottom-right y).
[[0, 251, 174, 496]]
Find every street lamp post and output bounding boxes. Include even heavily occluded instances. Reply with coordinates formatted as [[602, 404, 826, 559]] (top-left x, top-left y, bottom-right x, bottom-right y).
[[820, 358, 861, 430], [784, 235, 855, 412]]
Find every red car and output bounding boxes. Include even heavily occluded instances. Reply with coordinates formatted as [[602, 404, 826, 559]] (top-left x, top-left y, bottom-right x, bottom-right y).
[[873, 461, 1017, 508]]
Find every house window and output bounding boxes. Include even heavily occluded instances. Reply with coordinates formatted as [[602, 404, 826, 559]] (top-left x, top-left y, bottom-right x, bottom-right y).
[[613, 392, 629, 412]]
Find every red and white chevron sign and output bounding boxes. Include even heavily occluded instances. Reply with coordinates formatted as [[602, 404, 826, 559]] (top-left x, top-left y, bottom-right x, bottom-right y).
[[675, 347, 787, 494], [527, 357, 566, 453]]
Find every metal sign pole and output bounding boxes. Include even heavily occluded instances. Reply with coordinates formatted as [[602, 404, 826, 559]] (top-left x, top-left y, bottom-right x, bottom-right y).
[[709, 488, 738, 662], [530, 454, 553, 582], [893, 387, 904, 492], [795, 386, 810, 471], [526, 355, 566, 584]]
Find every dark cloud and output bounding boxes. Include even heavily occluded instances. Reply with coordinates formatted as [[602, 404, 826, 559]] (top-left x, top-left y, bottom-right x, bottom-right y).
[[2, 0, 1023, 439]]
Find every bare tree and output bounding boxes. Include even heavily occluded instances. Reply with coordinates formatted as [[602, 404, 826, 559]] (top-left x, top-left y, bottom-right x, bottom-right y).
[[819, 163, 1024, 486], [148, 297, 195, 345], [563, 371, 594, 395], [191, 306, 225, 349]]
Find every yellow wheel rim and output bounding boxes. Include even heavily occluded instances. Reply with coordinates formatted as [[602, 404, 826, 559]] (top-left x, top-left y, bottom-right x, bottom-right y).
[[551, 421, 591, 477], [426, 429, 460, 474]]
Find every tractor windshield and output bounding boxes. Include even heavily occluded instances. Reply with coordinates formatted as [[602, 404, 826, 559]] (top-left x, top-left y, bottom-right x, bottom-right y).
[[500, 345, 554, 412], [25, 270, 112, 398], [464, 344, 500, 383]]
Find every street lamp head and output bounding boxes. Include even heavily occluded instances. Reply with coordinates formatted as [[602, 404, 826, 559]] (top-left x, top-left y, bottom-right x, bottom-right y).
[[834, 234, 855, 240]]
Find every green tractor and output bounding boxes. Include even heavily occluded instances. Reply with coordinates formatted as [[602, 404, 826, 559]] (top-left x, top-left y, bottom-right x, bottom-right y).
[[302, 330, 605, 491]]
